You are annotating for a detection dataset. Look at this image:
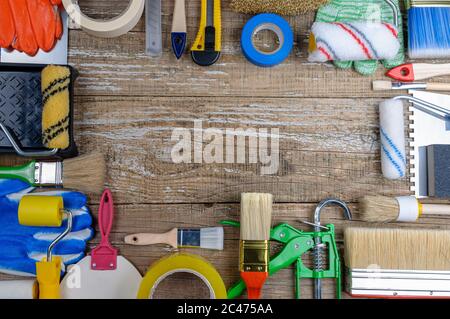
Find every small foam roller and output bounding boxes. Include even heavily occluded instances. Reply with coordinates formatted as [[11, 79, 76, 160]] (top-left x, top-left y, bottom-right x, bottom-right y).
[[41, 65, 71, 149], [18, 196, 63, 227], [308, 22, 400, 62], [379, 99, 406, 180]]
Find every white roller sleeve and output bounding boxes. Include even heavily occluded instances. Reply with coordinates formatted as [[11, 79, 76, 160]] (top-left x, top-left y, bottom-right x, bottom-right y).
[[62, 0, 145, 38], [0, 280, 38, 299], [396, 196, 420, 222], [308, 22, 400, 62], [379, 99, 406, 179]]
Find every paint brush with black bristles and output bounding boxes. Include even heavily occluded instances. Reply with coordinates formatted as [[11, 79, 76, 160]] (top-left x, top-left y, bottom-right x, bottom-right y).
[[0, 152, 106, 194]]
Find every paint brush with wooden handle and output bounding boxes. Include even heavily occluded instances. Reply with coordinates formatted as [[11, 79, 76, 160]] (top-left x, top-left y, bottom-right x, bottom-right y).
[[240, 193, 272, 299], [373, 80, 450, 92], [124, 227, 224, 250], [359, 195, 450, 223]]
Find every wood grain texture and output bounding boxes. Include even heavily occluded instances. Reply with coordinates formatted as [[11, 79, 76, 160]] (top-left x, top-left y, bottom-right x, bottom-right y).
[[1, 0, 450, 299], [72, 95, 411, 204], [67, 0, 450, 98]]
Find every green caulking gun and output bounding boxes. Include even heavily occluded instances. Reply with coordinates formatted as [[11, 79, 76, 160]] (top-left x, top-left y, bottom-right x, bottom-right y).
[[221, 198, 352, 299]]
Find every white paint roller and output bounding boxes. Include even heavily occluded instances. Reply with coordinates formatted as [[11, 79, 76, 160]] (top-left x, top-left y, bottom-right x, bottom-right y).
[[308, 22, 400, 62], [308, 0, 401, 63], [0, 280, 38, 299], [379, 99, 406, 180], [379, 95, 450, 180]]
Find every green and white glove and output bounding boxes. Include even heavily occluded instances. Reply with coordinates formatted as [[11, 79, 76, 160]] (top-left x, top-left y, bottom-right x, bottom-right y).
[[315, 0, 404, 75]]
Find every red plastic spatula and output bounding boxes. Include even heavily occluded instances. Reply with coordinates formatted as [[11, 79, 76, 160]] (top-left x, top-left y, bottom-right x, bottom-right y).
[[60, 189, 142, 299], [90, 189, 117, 270], [386, 63, 450, 82]]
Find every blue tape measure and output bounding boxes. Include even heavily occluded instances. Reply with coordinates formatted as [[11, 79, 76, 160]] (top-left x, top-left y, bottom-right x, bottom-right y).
[[241, 14, 293, 67]]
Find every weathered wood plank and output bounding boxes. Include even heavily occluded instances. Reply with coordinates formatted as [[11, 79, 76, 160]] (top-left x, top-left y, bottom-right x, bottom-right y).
[[0, 95, 410, 204], [67, 1, 450, 98], [71, 95, 410, 204]]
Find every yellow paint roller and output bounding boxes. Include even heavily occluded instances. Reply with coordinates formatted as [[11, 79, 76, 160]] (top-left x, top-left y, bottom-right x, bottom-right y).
[[18, 195, 73, 299]]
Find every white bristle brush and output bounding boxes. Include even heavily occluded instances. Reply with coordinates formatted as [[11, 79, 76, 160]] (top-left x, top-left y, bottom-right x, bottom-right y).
[[359, 195, 450, 223], [345, 227, 450, 298]]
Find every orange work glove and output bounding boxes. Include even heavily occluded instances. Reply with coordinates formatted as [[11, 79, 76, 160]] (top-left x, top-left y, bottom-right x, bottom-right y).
[[0, 0, 15, 49], [27, 0, 63, 52], [0, 0, 63, 56]]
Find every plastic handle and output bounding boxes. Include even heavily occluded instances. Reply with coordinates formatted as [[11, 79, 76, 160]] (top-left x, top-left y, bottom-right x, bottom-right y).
[[90, 188, 118, 270], [240, 271, 268, 299], [99, 188, 114, 242], [0, 161, 35, 185], [36, 257, 62, 299]]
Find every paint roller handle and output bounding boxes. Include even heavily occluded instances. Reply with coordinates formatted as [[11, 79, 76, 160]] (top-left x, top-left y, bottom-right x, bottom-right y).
[[422, 204, 450, 216], [124, 229, 178, 248], [0, 161, 35, 185], [36, 257, 62, 299], [90, 189, 118, 270]]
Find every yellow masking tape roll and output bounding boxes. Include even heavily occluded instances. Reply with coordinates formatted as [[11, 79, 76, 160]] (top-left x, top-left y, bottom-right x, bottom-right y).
[[62, 0, 145, 38], [18, 196, 63, 227], [137, 253, 227, 299]]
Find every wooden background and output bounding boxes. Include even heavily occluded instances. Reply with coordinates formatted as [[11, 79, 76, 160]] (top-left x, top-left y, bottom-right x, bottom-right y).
[[1, 0, 450, 299]]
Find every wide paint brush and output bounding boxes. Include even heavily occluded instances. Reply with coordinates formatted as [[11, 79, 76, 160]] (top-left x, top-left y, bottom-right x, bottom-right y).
[[239, 193, 272, 299], [0, 152, 105, 194]]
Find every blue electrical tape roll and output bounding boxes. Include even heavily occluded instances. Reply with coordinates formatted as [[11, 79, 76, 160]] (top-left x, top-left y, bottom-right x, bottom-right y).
[[241, 13, 293, 67]]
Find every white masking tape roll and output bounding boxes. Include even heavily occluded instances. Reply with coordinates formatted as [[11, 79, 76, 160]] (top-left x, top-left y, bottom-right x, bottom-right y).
[[396, 196, 420, 222], [0, 280, 38, 299], [62, 0, 145, 38]]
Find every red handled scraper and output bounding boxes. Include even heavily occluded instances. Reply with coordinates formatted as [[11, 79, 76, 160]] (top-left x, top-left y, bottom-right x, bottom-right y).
[[387, 63, 450, 82]]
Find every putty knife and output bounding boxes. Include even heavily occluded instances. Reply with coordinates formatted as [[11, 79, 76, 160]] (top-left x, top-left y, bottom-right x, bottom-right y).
[[60, 189, 142, 299]]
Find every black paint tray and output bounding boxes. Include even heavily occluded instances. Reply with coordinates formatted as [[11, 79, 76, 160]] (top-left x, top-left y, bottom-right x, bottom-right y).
[[0, 63, 78, 159]]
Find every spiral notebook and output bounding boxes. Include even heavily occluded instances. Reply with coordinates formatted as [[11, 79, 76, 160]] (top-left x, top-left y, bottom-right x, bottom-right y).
[[409, 91, 450, 197]]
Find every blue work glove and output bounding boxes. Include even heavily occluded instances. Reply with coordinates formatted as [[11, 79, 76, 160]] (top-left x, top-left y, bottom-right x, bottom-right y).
[[0, 179, 94, 276]]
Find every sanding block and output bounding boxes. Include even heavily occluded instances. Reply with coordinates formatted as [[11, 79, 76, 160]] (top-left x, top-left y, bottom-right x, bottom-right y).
[[427, 144, 450, 198]]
